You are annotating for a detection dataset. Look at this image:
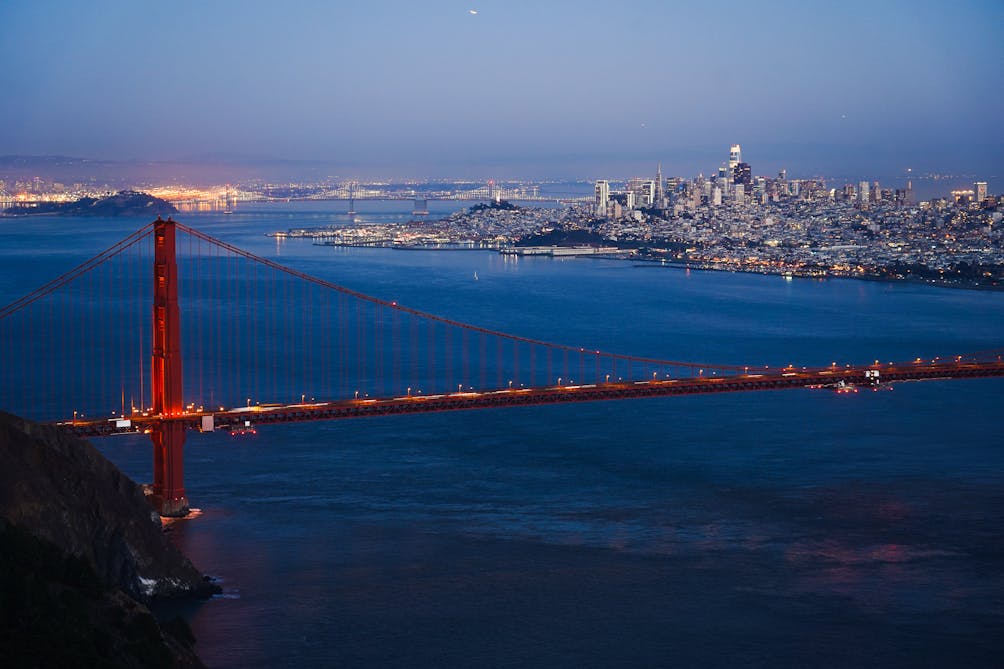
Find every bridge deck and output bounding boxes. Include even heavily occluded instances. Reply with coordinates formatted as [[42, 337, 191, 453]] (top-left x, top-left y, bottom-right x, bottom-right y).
[[59, 361, 1004, 438]]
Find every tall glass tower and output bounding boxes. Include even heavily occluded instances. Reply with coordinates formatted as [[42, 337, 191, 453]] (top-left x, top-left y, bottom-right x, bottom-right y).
[[729, 144, 742, 172]]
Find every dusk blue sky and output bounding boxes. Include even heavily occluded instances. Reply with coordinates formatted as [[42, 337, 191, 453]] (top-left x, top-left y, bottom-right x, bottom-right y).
[[2, 0, 1001, 179]]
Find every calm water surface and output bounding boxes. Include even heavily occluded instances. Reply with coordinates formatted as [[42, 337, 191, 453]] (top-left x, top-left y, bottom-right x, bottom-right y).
[[2, 202, 1003, 667]]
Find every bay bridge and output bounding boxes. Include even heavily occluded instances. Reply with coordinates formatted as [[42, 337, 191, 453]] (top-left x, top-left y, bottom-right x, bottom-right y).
[[2, 218, 1001, 516]]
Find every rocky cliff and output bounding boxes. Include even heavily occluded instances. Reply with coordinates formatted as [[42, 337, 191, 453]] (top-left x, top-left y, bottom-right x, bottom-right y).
[[0, 411, 218, 667]]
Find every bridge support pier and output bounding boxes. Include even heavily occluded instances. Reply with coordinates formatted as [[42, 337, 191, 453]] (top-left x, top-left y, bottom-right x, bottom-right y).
[[150, 421, 189, 516], [150, 217, 189, 517]]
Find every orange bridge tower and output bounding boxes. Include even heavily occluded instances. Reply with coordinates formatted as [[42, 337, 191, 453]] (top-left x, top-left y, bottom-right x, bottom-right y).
[[149, 216, 189, 517]]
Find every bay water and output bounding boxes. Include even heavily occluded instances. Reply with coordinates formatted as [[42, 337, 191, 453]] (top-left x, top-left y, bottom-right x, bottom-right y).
[[1, 201, 1002, 667]]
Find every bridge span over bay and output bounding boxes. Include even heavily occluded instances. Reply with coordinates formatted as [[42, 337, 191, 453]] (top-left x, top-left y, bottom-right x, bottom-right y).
[[2, 218, 1001, 515]]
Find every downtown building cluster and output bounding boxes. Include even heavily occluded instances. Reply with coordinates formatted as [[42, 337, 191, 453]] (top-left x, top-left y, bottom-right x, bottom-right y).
[[592, 144, 934, 220], [585, 145, 1002, 286]]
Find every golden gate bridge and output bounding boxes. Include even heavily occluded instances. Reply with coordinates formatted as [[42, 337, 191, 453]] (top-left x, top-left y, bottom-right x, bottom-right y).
[[1, 217, 1002, 516]]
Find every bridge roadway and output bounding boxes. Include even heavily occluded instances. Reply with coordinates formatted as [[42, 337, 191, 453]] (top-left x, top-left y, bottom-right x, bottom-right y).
[[59, 360, 1004, 438]]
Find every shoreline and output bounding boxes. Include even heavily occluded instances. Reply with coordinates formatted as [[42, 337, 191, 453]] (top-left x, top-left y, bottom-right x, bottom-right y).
[[621, 255, 1004, 292], [309, 237, 1004, 292]]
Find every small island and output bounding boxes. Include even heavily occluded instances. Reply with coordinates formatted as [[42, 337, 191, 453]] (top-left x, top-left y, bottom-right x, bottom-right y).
[[2, 190, 178, 217]]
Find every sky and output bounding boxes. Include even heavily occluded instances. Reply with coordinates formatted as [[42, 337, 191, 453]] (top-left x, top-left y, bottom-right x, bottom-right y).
[[1, 0, 1002, 180]]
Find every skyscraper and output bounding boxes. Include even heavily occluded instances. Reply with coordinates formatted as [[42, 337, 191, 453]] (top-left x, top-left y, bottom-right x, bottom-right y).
[[729, 144, 741, 172], [654, 163, 665, 209], [627, 178, 655, 207], [594, 180, 610, 216], [733, 162, 752, 192], [974, 181, 988, 203]]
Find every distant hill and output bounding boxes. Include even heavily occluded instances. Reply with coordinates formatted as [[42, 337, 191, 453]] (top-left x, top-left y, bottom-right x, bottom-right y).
[[3, 190, 178, 217], [469, 200, 520, 212]]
